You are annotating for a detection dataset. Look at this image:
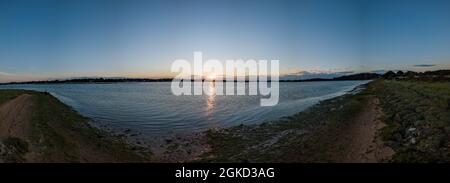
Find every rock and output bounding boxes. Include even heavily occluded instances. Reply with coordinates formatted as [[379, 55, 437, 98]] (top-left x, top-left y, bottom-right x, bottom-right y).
[[411, 138, 416, 144]]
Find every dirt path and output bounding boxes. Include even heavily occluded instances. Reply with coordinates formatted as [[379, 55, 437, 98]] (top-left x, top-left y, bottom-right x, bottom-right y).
[[0, 94, 33, 138], [0, 94, 40, 161], [341, 97, 394, 163]]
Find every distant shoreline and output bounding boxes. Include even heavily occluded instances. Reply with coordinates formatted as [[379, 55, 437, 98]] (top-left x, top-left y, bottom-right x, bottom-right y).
[[4, 69, 449, 85], [0, 73, 381, 85]]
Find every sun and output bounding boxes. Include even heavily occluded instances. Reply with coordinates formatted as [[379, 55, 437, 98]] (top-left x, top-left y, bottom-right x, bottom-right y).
[[207, 73, 216, 80]]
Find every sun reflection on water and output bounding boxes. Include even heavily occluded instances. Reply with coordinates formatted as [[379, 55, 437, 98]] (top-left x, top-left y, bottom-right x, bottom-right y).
[[205, 81, 217, 128], [206, 81, 216, 112]]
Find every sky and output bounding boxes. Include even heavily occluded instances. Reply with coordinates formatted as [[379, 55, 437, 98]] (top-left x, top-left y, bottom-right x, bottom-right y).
[[1, 0, 450, 82]]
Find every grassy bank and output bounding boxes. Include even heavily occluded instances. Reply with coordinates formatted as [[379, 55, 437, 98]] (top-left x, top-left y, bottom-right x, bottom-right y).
[[0, 89, 151, 162], [374, 80, 450, 162], [0, 89, 24, 104]]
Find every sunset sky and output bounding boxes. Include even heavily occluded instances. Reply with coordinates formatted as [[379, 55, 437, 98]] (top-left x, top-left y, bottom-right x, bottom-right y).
[[1, 0, 450, 82]]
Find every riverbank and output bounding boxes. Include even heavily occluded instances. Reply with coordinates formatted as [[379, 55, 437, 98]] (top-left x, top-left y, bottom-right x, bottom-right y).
[[0, 90, 151, 162]]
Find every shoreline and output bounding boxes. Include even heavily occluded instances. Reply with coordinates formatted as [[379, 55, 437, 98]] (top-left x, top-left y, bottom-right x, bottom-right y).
[[0, 72, 380, 85]]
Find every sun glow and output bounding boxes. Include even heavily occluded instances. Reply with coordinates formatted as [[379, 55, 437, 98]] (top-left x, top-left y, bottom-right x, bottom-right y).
[[206, 73, 216, 80]]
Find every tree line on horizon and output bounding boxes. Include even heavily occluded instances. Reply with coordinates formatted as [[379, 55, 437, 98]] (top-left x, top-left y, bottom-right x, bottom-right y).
[[1, 70, 449, 85], [382, 70, 450, 81]]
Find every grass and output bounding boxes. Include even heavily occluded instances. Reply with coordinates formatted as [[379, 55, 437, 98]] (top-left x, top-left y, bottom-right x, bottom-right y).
[[0, 89, 27, 104], [373, 80, 450, 162]]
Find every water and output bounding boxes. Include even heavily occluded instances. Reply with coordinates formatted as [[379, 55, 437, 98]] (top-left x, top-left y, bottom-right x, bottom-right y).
[[0, 81, 368, 137]]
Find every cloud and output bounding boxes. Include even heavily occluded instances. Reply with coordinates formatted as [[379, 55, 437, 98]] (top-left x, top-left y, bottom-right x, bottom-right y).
[[288, 71, 310, 76], [0, 72, 39, 83], [414, 64, 436, 67], [370, 70, 387, 74], [281, 70, 355, 80], [0, 71, 13, 76], [335, 71, 354, 74]]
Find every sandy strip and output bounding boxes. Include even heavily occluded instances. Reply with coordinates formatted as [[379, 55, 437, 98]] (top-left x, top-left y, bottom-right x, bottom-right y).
[[342, 97, 395, 163]]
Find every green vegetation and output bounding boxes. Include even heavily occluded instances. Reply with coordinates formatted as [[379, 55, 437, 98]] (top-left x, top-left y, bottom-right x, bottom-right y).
[[374, 80, 450, 162], [0, 89, 26, 104]]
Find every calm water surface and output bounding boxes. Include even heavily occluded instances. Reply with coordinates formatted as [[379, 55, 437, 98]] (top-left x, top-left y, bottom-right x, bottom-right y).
[[0, 81, 368, 137]]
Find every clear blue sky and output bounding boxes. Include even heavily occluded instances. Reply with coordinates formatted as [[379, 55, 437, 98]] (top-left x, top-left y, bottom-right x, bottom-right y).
[[1, 0, 450, 82]]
